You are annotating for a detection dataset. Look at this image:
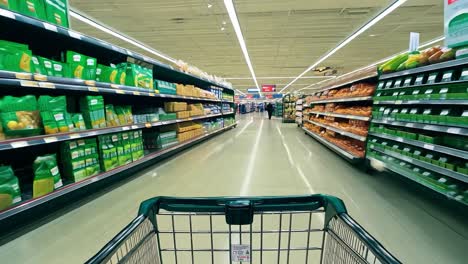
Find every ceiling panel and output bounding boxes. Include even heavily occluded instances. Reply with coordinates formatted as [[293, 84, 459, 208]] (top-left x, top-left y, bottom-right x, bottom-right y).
[[69, 0, 444, 93]]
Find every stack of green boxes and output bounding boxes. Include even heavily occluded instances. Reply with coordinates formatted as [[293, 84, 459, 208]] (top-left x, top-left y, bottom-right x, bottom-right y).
[[61, 138, 101, 182], [96, 64, 126, 85], [98, 130, 144, 171], [0, 0, 69, 28], [118, 63, 153, 90], [143, 127, 178, 150], [154, 79, 176, 95], [65, 51, 97, 80], [80, 96, 105, 129]]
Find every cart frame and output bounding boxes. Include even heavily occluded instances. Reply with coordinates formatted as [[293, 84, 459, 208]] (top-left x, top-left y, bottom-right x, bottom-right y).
[[86, 195, 401, 264]]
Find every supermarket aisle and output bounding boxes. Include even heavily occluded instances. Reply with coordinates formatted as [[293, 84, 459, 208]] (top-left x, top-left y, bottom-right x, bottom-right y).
[[1, 113, 467, 263]]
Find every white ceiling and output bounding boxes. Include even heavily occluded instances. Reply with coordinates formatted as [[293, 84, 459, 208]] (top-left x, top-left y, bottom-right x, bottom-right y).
[[69, 0, 444, 92]]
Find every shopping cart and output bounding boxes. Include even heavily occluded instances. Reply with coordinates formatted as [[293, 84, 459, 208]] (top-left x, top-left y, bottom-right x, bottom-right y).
[[86, 195, 401, 264]]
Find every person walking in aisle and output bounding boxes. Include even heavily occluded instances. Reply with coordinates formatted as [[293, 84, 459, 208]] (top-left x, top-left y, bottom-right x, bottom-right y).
[[266, 102, 273, 120]]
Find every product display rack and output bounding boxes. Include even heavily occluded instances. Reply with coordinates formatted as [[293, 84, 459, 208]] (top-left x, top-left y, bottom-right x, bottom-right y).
[[275, 100, 283, 117], [282, 94, 296, 123], [295, 97, 303, 125], [302, 66, 377, 162], [367, 58, 468, 206], [0, 7, 237, 227]]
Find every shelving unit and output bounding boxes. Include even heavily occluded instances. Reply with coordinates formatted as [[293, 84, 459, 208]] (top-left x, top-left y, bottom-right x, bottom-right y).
[[282, 94, 296, 123], [302, 66, 377, 162], [0, 7, 237, 224], [367, 58, 468, 206], [295, 98, 303, 125], [275, 100, 283, 117]]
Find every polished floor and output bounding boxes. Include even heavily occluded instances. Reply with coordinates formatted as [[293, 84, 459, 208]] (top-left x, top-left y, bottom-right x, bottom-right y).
[[0, 113, 467, 263]]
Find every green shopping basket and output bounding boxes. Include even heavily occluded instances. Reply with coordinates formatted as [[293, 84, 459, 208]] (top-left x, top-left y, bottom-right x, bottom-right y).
[[86, 195, 401, 264]]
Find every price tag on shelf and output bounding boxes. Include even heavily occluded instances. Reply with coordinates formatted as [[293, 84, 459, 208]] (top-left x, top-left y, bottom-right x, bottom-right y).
[[145, 123, 152, 128], [20, 80, 39, 87], [395, 100, 402, 105], [447, 127, 461, 134], [43, 137, 58, 143], [43, 22, 58, 32], [68, 31, 82, 40], [133, 91, 141, 96], [15, 72, 32, 80], [149, 93, 155, 97], [396, 137, 404, 142], [0, 8, 15, 19], [88, 86, 99, 92], [131, 125, 138, 129], [39, 82, 55, 89], [10, 141, 29, 149], [160, 94, 166, 97], [115, 89, 125, 94], [423, 144, 435, 150], [406, 123, 415, 128], [127, 50, 133, 56], [69, 134, 80, 139], [122, 126, 130, 131], [90, 177, 99, 183]]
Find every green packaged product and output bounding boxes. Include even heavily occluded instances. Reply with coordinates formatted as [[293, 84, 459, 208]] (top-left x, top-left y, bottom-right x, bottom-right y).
[[115, 105, 133, 125], [38, 56, 54, 76], [80, 96, 105, 129], [71, 113, 86, 131], [0, 40, 32, 73], [0, 166, 21, 210], [52, 61, 69, 78], [119, 63, 153, 89], [0, 95, 42, 137], [44, 0, 69, 28], [31, 56, 45, 74], [66, 51, 97, 80], [96, 64, 118, 84], [18, 0, 47, 19], [0, 0, 18, 9], [105, 104, 120, 127], [98, 135, 119, 171], [32, 154, 62, 198]]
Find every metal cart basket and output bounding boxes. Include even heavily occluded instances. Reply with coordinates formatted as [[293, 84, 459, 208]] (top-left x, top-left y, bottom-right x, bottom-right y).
[[86, 195, 401, 264]]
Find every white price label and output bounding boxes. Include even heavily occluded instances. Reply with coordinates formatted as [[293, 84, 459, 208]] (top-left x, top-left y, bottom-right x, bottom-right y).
[[423, 144, 435, 150], [10, 141, 28, 149], [54, 179, 63, 189], [44, 137, 58, 143], [447, 127, 461, 134], [231, 244, 251, 262], [69, 134, 80, 139], [122, 126, 130, 131], [38, 82, 55, 89], [20, 80, 39, 87], [43, 23, 58, 32], [462, 70, 468, 77], [406, 123, 414, 128], [395, 100, 402, 105], [127, 50, 133, 56], [440, 88, 449, 93], [115, 89, 125, 94], [54, 113, 64, 121], [415, 77, 423, 83], [428, 75, 436, 81], [133, 91, 141, 96], [0, 8, 15, 19], [396, 137, 404, 142], [131, 125, 139, 129], [404, 79, 411, 85], [50, 166, 59, 176], [443, 73, 452, 79], [69, 31, 82, 39], [111, 45, 119, 51]]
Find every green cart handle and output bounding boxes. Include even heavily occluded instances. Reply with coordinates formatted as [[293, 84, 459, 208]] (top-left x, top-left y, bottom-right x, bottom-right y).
[[139, 194, 346, 225]]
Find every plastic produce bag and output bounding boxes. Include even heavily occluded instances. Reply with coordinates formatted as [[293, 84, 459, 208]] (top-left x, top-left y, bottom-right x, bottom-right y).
[[0, 166, 21, 210], [0, 95, 42, 137]]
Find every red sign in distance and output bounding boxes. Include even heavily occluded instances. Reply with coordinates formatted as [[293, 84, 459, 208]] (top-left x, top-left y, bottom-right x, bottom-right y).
[[265, 94, 273, 99], [262, 84, 276, 92], [246, 94, 254, 99]]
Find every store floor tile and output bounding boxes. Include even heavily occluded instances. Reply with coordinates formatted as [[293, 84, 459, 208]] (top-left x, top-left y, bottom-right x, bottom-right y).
[[0, 113, 467, 263]]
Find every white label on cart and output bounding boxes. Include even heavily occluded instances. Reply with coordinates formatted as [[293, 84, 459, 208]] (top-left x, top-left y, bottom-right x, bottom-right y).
[[231, 244, 251, 262]]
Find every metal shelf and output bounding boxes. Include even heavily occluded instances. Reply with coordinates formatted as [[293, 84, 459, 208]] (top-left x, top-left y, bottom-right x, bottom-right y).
[[306, 120, 367, 141], [379, 57, 468, 80], [376, 79, 468, 92], [371, 119, 468, 135], [302, 128, 362, 162], [0, 123, 237, 221], [0, 71, 222, 103], [0, 114, 224, 151], [370, 146, 468, 184], [222, 111, 235, 115], [308, 111, 371, 121], [374, 99, 468, 106], [0, 8, 233, 91], [308, 96, 373, 104], [369, 132, 468, 159], [367, 157, 468, 206]]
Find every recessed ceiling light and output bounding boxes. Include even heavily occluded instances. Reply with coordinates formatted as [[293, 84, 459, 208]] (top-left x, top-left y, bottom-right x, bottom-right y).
[[280, 0, 407, 93], [221, 27, 226, 31], [369, 34, 377, 37], [208, 4, 213, 8], [222, 21, 227, 25]]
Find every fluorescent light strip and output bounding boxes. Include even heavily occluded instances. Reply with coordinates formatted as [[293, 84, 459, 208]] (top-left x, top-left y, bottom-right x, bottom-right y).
[[280, 0, 407, 93], [224, 0, 260, 94], [226, 76, 336, 80], [298, 35, 444, 92], [70, 8, 177, 64]]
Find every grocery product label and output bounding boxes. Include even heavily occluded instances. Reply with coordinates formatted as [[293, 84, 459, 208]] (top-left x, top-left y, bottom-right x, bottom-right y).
[[50, 166, 59, 176], [231, 244, 250, 262], [462, 70, 468, 77], [385, 82, 393, 89], [54, 179, 63, 189], [440, 109, 450, 115], [112, 135, 118, 142], [90, 99, 98, 105], [412, 90, 420, 95], [447, 127, 461, 134], [10, 141, 28, 148], [71, 151, 79, 159], [403, 79, 411, 86], [463, 110, 468, 117], [442, 72, 452, 80], [77, 140, 85, 146], [39, 82, 56, 89], [0, 8, 15, 19], [427, 74, 437, 83], [439, 88, 449, 94], [20, 80, 39, 87], [54, 113, 64, 121], [415, 76, 423, 84], [392, 92, 399, 96], [53, 64, 62, 71], [73, 55, 81, 62], [44, 137, 58, 143], [123, 134, 129, 140], [87, 59, 95, 66], [423, 109, 431, 114], [88, 87, 99, 92], [422, 172, 430, 177], [424, 89, 433, 94], [378, 82, 385, 89], [115, 90, 125, 94], [69, 31, 82, 40], [423, 144, 435, 150], [133, 91, 141, 96]]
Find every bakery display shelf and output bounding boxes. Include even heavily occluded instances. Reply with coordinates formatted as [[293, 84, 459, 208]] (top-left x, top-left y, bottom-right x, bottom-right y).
[[369, 132, 468, 159], [303, 127, 361, 162], [0, 73, 222, 103], [0, 113, 223, 151], [305, 120, 367, 142], [0, 8, 232, 91], [370, 146, 468, 184], [308, 96, 373, 104], [379, 57, 468, 80], [374, 99, 468, 106], [371, 119, 468, 135], [308, 111, 371, 121], [367, 157, 467, 206], [0, 123, 237, 222]]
